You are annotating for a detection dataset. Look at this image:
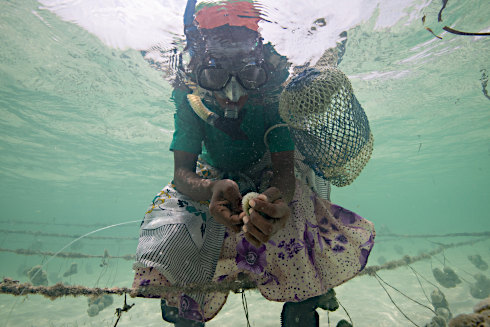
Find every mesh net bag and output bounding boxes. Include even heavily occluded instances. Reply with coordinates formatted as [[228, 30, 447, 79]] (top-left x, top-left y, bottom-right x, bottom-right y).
[[279, 66, 373, 187]]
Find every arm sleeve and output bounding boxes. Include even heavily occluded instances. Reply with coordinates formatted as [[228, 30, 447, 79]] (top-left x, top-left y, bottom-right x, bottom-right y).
[[265, 102, 295, 153], [169, 89, 204, 154]]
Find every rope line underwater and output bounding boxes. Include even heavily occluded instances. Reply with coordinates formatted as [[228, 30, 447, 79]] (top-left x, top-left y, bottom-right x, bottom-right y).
[[373, 274, 422, 327], [0, 234, 486, 263], [0, 220, 134, 229], [1, 238, 486, 300], [0, 247, 136, 261], [378, 231, 490, 239], [358, 238, 486, 276], [0, 229, 138, 241], [0, 276, 257, 299], [2, 227, 487, 243]]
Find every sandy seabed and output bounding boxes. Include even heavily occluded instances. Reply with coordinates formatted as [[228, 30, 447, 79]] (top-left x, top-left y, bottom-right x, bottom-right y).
[[0, 238, 486, 327]]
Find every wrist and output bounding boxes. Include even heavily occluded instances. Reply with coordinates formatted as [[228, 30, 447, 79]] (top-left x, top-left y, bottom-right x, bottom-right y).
[[208, 180, 217, 196]]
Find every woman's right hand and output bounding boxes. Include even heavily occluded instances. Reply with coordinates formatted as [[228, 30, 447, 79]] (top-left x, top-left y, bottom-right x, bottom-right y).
[[209, 179, 243, 232]]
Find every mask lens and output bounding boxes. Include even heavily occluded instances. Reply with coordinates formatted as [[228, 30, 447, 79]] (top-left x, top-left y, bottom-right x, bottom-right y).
[[237, 65, 267, 90], [198, 67, 230, 91]]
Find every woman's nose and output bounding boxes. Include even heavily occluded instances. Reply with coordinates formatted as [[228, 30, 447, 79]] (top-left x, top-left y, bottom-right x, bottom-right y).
[[222, 76, 247, 102]]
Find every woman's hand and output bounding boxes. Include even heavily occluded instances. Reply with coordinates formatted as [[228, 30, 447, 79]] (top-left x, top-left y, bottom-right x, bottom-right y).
[[209, 179, 243, 232], [242, 187, 290, 247]]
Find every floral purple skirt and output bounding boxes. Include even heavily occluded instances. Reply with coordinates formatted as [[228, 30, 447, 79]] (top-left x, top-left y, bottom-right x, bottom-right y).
[[133, 178, 375, 322]]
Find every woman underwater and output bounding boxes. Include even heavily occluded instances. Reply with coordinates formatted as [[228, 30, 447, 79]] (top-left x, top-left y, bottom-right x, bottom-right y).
[[133, 1, 375, 326]]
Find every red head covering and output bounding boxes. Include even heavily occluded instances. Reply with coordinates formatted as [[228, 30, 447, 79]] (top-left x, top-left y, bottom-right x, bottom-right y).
[[194, 1, 261, 31]]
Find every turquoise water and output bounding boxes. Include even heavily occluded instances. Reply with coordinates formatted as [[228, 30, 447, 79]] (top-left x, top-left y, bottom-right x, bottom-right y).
[[0, 0, 489, 326]]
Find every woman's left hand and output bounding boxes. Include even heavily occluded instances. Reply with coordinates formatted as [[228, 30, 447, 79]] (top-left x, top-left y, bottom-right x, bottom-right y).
[[241, 187, 290, 247]]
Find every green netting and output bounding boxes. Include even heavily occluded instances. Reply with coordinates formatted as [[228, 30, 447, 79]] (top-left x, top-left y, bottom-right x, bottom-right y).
[[279, 65, 373, 186]]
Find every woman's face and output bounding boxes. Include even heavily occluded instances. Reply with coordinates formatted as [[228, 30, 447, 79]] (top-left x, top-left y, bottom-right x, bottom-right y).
[[199, 51, 255, 116], [195, 29, 264, 116]]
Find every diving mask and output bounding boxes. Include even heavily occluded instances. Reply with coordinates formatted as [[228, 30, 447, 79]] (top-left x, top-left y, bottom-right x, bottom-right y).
[[195, 59, 267, 118], [196, 62, 268, 91]]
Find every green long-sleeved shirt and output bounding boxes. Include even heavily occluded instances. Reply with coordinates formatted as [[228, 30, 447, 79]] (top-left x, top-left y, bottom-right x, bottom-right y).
[[170, 89, 294, 172]]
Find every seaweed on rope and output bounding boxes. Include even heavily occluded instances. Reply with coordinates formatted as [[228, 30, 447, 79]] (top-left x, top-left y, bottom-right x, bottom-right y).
[[0, 276, 257, 300], [0, 237, 486, 300]]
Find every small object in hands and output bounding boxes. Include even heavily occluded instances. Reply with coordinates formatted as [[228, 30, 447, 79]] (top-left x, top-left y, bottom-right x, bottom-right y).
[[242, 192, 259, 216]]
